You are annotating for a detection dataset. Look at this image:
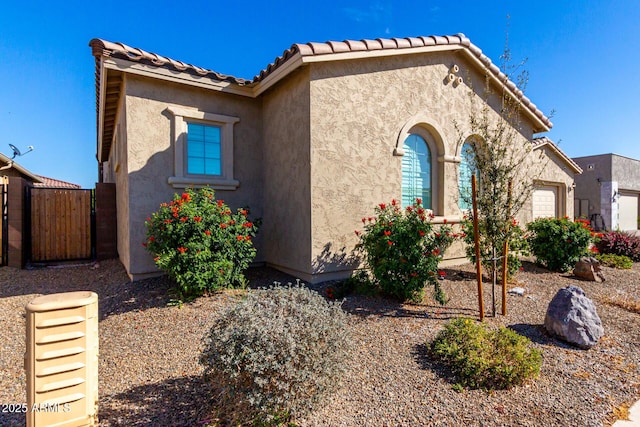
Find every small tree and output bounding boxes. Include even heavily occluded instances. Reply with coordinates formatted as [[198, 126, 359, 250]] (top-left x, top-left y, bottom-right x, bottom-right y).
[[455, 28, 550, 312]]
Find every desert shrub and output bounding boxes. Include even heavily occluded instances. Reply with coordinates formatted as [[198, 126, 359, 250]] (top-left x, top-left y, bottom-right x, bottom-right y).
[[200, 284, 351, 424], [461, 218, 528, 279], [596, 253, 633, 269], [143, 187, 259, 300], [355, 198, 455, 304], [596, 231, 640, 262], [526, 217, 594, 272], [430, 318, 542, 390]]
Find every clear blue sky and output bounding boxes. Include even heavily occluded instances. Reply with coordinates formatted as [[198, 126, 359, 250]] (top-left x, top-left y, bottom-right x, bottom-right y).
[[1, 1, 638, 188]]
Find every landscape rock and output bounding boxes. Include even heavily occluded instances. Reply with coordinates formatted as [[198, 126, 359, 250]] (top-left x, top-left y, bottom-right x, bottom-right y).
[[508, 287, 525, 296], [544, 285, 604, 349], [573, 257, 605, 282]]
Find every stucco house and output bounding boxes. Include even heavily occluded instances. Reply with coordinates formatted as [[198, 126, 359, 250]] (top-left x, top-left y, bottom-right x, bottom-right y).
[[90, 34, 580, 282], [573, 153, 640, 231]]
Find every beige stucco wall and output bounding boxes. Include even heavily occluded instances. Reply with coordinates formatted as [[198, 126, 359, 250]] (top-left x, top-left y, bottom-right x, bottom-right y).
[[306, 52, 547, 280], [119, 75, 264, 278], [262, 68, 313, 278]]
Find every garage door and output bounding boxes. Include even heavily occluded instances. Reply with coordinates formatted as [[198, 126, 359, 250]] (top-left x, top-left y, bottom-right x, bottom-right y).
[[533, 187, 558, 219], [618, 193, 638, 230]]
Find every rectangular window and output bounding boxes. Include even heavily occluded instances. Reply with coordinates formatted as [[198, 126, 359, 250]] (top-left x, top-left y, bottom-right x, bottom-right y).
[[187, 123, 221, 176]]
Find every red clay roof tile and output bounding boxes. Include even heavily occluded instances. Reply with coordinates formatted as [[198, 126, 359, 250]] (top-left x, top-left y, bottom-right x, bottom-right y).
[[90, 33, 554, 129]]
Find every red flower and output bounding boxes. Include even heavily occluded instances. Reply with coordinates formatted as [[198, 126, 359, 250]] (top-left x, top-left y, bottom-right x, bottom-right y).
[[194, 216, 202, 222], [180, 217, 188, 222], [240, 209, 248, 216], [173, 212, 179, 218], [354, 230, 361, 236], [384, 230, 391, 236], [432, 248, 441, 256], [148, 236, 155, 242], [164, 219, 172, 224], [416, 198, 422, 205], [326, 288, 335, 299], [406, 206, 414, 212], [410, 272, 418, 277], [217, 200, 224, 207], [220, 223, 227, 229], [368, 217, 373, 222], [154, 256, 160, 262], [443, 218, 448, 224], [387, 240, 393, 246], [177, 246, 187, 254], [245, 236, 251, 241], [590, 246, 599, 254], [146, 217, 151, 222], [438, 270, 446, 277], [205, 230, 212, 235], [236, 235, 244, 241], [181, 193, 191, 202], [160, 203, 168, 207], [419, 230, 425, 237], [243, 222, 254, 228], [379, 203, 386, 210], [391, 199, 397, 206], [141, 242, 147, 247], [229, 220, 236, 225], [417, 208, 425, 215]]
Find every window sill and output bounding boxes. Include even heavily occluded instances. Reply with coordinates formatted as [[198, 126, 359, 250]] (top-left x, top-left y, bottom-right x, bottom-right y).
[[168, 176, 239, 190]]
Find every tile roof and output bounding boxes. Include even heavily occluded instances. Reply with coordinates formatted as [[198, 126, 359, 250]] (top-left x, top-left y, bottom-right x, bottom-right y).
[[532, 137, 582, 174], [34, 175, 82, 188], [89, 34, 552, 130]]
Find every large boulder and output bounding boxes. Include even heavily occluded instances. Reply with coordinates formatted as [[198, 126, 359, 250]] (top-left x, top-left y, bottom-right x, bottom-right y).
[[573, 257, 605, 282], [544, 286, 604, 349]]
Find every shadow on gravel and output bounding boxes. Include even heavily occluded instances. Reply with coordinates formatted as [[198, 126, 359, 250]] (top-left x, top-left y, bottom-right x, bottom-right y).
[[411, 342, 459, 386], [508, 323, 579, 349], [99, 375, 213, 427]]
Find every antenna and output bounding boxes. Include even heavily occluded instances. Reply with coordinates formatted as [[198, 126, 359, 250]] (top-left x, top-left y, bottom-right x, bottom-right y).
[[8, 144, 34, 159]]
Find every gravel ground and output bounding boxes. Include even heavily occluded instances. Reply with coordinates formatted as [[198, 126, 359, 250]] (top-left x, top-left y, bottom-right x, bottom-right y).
[[0, 259, 639, 427]]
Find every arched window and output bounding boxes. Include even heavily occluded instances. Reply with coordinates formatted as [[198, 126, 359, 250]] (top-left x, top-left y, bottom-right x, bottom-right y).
[[402, 134, 432, 209], [458, 142, 476, 211]]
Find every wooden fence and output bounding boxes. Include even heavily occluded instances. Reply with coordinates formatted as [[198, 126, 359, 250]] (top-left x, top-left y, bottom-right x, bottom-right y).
[[28, 188, 94, 262]]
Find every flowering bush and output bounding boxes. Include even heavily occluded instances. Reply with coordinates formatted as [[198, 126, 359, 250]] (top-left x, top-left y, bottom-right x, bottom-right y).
[[143, 187, 259, 300], [595, 231, 640, 261], [355, 198, 455, 304], [526, 217, 594, 272], [461, 217, 528, 279], [200, 284, 351, 424]]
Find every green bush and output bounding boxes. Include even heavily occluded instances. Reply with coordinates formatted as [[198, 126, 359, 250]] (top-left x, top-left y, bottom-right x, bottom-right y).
[[461, 218, 529, 279], [430, 318, 542, 390], [355, 198, 455, 304], [200, 284, 351, 424], [596, 253, 633, 269], [526, 217, 594, 272], [143, 187, 259, 300]]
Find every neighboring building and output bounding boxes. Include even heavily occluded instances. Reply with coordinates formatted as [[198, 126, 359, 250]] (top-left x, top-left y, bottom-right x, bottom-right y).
[[573, 153, 640, 231], [90, 34, 579, 282], [0, 153, 43, 184], [34, 175, 82, 189]]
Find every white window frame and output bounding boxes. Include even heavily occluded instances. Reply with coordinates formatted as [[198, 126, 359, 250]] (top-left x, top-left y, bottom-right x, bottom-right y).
[[166, 106, 239, 189]]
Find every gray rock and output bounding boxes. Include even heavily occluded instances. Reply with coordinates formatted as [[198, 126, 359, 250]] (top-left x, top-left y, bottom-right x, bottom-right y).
[[573, 257, 605, 282], [544, 285, 604, 349]]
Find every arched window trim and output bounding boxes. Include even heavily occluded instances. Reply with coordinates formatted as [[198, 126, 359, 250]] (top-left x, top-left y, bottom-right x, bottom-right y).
[[399, 126, 439, 213]]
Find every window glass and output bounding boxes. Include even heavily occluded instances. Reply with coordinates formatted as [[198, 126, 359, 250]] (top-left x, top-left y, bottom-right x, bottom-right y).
[[187, 123, 221, 175], [458, 142, 476, 211], [401, 134, 431, 209]]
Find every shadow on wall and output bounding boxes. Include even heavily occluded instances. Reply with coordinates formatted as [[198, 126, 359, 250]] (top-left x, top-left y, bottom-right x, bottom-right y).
[[312, 242, 360, 277]]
